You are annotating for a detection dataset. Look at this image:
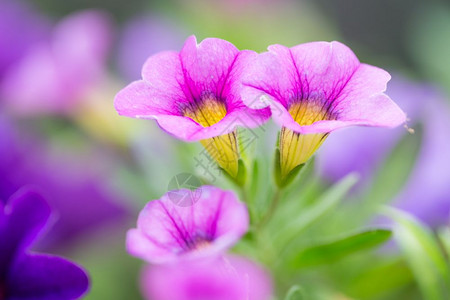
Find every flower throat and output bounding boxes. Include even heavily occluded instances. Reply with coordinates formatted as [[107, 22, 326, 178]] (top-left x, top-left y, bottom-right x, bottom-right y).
[[183, 96, 239, 177]]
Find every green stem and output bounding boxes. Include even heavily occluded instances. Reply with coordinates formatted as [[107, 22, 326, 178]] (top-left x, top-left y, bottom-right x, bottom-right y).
[[240, 184, 258, 227], [257, 188, 282, 230]]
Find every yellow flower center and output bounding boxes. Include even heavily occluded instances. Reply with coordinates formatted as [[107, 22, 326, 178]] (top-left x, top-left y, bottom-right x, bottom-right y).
[[280, 101, 332, 178], [192, 239, 211, 251], [289, 101, 329, 126], [183, 97, 239, 177], [183, 97, 227, 127]]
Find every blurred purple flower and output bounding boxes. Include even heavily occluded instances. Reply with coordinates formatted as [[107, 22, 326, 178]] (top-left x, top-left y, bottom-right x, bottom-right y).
[[127, 186, 248, 264], [141, 255, 272, 300], [115, 35, 270, 176], [0, 0, 49, 81], [116, 14, 186, 81], [318, 76, 450, 227], [1, 10, 112, 115], [242, 41, 406, 178], [0, 115, 130, 251], [0, 187, 89, 299]]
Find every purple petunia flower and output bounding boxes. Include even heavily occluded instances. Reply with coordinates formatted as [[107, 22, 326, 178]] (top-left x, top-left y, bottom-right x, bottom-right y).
[[115, 35, 270, 177], [140, 255, 272, 300], [242, 41, 406, 178], [318, 76, 450, 227], [126, 186, 248, 264], [0, 187, 89, 300], [1, 10, 112, 115]]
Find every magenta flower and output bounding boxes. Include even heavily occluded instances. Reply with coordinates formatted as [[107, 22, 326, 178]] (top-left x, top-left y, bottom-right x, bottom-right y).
[[126, 186, 248, 264], [115, 35, 270, 177], [0, 187, 89, 299], [242, 41, 406, 178], [140, 255, 272, 300], [1, 10, 112, 115]]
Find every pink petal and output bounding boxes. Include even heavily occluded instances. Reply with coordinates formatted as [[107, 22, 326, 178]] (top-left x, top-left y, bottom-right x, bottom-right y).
[[179, 36, 239, 100], [141, 255, 272, 300]]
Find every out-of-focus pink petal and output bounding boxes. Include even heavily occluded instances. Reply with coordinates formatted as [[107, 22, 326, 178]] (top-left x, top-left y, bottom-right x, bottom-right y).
[[141, 255, 272, 300], [1, 10, 112, 115]]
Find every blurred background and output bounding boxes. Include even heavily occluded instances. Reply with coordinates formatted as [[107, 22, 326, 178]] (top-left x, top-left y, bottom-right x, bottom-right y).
[[1, 0, 449, 299]]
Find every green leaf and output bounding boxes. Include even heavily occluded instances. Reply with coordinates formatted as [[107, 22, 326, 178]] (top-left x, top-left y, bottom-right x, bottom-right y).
[[248, 159, 260, 200], [438, 226, 450, 258], [280, 163, 306, 188], [274, 147, 283, 187], [273, 148, 307, 189], [284, 285, 305, 300], [221, 159, 246, 187], [235, 159, 247, 186], [346, 258, 414, 299], [274, 173, 359, 248], [288, 229, 392, 269], [383, 207, 450, 300]]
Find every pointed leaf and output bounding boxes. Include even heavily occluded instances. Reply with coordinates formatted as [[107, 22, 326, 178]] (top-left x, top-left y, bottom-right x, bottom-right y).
[[346, 259, 414, 299], [383, 207, 450, 300], [288, 229, 392, 269], [274, 174, 359, 247], [284, 285, 305, 300]]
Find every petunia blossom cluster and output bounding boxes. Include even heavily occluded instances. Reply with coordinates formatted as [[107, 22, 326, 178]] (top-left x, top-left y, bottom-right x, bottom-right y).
[[116, 35, 407, 299], [115, 35, 405, 185]]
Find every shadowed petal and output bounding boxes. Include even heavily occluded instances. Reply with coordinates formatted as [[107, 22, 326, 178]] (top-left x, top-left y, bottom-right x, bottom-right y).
[[0, 187, 51, 275], [7, 253, 89, 300]]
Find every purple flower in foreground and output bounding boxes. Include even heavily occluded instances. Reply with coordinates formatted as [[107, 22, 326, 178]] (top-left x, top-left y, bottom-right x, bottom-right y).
[[1, 10, 112, 115], [242, 41, 406, 178], [318, 76, 450, 227], [115, 35, 270, 177], [127, 186, 248, 264], [141, 255, 272, 300], [0, 187, 89, 300]]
